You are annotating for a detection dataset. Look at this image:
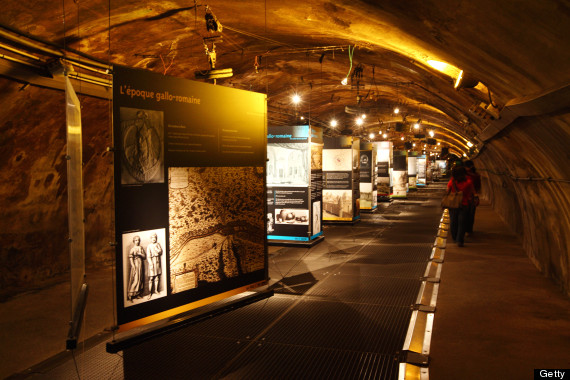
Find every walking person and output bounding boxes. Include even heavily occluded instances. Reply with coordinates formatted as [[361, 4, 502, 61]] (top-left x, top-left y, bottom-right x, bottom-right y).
[[447, 166, 476, 247], [464, 160, 481, 235]]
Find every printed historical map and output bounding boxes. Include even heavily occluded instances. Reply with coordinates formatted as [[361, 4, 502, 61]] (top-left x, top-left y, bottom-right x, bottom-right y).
[[168, 167, 265, 293]]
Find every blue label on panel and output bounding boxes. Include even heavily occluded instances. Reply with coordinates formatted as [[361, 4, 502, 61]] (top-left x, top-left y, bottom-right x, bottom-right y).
[[268, 235, 310, 241]]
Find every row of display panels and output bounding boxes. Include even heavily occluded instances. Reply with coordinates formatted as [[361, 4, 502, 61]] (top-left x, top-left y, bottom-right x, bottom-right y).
[[112, 66, 446, 330]]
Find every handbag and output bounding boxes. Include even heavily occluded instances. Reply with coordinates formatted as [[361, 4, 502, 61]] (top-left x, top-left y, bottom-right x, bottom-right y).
[[441, 180, 463, 209]]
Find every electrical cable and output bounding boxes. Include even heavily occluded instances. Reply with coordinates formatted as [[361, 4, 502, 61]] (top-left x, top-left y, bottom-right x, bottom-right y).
[[480, 168, 570, 183], [107, 0, 118, 341]]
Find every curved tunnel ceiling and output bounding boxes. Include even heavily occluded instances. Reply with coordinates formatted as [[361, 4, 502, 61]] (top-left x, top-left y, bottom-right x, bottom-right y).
[[2, 0, 569, 158]]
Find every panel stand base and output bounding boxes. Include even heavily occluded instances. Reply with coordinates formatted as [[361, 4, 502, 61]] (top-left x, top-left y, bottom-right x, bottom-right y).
[[268, 235, 325, 247]]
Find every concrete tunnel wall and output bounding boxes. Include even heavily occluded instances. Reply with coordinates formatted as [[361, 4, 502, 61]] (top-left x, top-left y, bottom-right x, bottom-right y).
[[0, 76, 569, 300], [477, 111, 570, 294]]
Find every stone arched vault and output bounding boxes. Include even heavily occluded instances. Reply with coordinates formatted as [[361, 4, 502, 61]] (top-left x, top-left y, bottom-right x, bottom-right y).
[[0, 0, 569, 296]]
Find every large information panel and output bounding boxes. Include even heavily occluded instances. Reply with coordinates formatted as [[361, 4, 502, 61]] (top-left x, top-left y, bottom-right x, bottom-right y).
[[113, 66, 267, 329], [359, 141, 377, 211], [266, 125, 323, 242], [323, 136, 361, 222]]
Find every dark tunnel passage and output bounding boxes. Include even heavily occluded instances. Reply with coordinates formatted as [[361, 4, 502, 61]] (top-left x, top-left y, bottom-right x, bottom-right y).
[[1, 0, 568, 298], [0, 1, 569, 377]]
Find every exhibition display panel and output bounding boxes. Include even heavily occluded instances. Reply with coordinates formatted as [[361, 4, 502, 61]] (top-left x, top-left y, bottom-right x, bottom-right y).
[[266, 125, 323, 244], [408, 151, 418, 190], [376, 141, 392, 202], [392, 150, 408, 198], [417, 154, 427, 186], [359, 141, 377, 211], [322, 136, 361, 223], [112, 66, 268, 330]]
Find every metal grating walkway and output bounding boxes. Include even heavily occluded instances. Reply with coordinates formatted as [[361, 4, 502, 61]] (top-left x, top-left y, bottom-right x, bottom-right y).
[[21, 187, 445, 380]]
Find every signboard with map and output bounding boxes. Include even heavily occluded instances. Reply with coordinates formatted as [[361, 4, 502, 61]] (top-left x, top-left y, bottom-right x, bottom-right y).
[[113, 65, 267, 329]]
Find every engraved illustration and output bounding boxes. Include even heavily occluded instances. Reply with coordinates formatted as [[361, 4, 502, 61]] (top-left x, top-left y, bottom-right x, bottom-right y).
[[169, 167, 265, 294], [267, 144, 309, 187]]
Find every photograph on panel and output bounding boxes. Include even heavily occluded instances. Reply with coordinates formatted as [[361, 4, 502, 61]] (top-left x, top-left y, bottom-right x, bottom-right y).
[[312, 201, 321, 234], [275, 208, 309, 225], [323, 189, 353, 218], [311, 143, 323, 170], [120, 107, 164, 185], [122, 228, 167, 307], [267, 144, 309, 187], [168, 167, 265, 294], [267, 213, 275, 233]]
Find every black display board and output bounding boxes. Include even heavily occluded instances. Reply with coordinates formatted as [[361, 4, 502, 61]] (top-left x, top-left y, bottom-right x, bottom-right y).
[[408, 151, 418, 190], [376, 141, 392, 202], [322, 136, 361, 222], [113, 65, 267, 329], [266, 125, 323, 242], [392, 150, 408, 198], [359, 141, 377, 210]]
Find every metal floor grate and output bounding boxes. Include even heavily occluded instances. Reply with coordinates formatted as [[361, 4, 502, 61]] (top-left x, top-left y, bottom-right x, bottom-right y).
[[22, 188, 445, 380]]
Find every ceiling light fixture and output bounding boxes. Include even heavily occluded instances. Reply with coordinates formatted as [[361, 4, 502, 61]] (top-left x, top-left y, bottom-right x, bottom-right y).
[[356, 118, 364, 126], [369, 133, 375, 139], [394, 107, 400, 114], [292, 94, 301, 104], [454, 70, 480, 90], [330, 119, 338, 128], [341, 45, 354, 85], [429, 130, 435, 137], [467, 141, 473, 147]]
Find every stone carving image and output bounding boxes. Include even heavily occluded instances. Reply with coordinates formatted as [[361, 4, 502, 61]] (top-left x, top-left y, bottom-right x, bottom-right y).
[[169, 167, 265, 294], [120, 107, 164, 184]]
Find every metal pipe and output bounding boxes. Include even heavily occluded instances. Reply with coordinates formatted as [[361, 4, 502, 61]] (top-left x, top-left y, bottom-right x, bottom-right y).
[[0, 42, 41, 60], [0, 26, 111, 70]]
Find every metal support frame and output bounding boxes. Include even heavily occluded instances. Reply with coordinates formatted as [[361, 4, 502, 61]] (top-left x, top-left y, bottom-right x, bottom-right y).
[[66, 283, 89, 350], [106, 289, 274, 353]]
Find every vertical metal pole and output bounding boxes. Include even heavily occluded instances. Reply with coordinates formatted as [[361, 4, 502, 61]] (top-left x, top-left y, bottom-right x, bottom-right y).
[[65, 76, 86, 314]]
